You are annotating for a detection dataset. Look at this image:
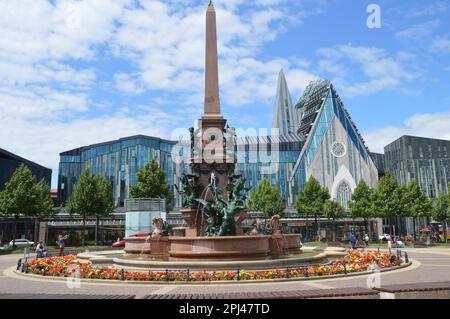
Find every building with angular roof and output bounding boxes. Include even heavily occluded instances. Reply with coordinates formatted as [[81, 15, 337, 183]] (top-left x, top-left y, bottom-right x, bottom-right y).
[[272, 69, 299, 135], [290, 80, 379, 211]]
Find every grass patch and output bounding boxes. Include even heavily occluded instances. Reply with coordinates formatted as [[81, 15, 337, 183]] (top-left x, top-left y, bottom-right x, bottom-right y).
[[0, 248, 29, 255]]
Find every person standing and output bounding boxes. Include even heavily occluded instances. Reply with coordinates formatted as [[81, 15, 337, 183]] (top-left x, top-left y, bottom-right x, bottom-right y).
[[56, 234, 69, 256], [350, 233, 357, 250], [364, 233, 370, 247]]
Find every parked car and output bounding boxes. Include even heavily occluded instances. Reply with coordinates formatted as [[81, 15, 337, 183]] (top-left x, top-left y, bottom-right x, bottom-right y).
[[111, 233, 151, 248], [379, 234, 392, 242], [9, 239, 34, 248]]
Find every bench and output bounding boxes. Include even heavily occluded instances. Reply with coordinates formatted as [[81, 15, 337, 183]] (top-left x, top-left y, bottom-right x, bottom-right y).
[[412, 240, 428, 248], [143, 288, 379, 300], [374, 282, 450, 299], [326, 241, 342, 247], [0, 294, 136, 299]]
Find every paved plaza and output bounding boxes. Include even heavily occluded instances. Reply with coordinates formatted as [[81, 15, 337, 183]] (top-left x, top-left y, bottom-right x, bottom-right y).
[[1, 248, 449, 299]]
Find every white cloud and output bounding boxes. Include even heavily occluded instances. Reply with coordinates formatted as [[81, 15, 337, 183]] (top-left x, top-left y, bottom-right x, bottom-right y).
[[407, 2, 449, 18], [316, 45, 418, 97], [111, 1, 308, 105], [431, 36, 450, 54], [395, 20, 440, 40], [363, 111, 450, 153]]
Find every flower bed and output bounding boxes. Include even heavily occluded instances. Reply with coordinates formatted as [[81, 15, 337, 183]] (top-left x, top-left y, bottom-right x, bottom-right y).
[[26, 250, 403, 282]]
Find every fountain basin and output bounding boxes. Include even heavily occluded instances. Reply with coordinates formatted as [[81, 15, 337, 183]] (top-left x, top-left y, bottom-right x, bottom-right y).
[[123, 234, 302, 261]]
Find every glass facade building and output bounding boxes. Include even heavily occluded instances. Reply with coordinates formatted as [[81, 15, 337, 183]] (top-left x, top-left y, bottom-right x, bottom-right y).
[[58, 135, 184, 207], [291, 80, 379, 211], [384, 135, 450, 199]]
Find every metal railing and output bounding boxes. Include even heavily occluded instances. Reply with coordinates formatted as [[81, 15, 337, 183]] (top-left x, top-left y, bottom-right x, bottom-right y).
[[125, 198, 166, 212]]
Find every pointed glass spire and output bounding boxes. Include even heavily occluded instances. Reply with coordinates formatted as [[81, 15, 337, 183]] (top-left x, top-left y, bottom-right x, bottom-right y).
[[272, 69, 298, 135]]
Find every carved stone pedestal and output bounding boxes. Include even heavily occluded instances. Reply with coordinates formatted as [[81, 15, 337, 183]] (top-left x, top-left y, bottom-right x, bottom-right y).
[[180, 208, 206, 237]]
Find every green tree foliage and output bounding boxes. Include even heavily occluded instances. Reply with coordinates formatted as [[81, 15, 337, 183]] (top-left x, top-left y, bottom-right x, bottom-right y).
[[130, 160, 170, 199], [405, 180, 432, 239], [295, 176, 330, 236], [350, 180, 374, 238], [67, 170, 114, 246], [324, 200, 345, 241], [350, 180, 373, 220], [248, 179, 286, 217], [372, 172, 407, 218], [433, 192, 450, 243], [0, 164, 53, 243]]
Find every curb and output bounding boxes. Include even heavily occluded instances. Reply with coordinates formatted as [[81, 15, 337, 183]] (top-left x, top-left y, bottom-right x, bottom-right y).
[[12, 262, 413, 286]]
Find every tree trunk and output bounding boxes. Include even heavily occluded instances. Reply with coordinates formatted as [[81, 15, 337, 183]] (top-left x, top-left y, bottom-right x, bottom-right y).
[[95, 216, 99, 246], [365, 218, 368, 238], [82, 218, 86, 247], [332, 219, 336, 242], [314, 214, 319, 240], [443, 221, 448, 244], [33, 217, 39, 243], [12, 215, 18, 248]]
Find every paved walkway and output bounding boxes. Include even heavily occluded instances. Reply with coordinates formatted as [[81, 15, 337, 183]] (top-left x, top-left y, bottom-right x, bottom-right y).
[[1, 248, 449, 299]]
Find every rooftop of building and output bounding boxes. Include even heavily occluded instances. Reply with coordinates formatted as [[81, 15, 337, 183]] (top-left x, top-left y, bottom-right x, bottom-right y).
[[60, 134, 178, 156], [0, 148, 52, 171], [386, 134, 450, 146]]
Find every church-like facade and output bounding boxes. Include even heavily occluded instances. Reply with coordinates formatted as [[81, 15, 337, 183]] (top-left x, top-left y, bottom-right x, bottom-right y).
[[273, 78, 379, 210]]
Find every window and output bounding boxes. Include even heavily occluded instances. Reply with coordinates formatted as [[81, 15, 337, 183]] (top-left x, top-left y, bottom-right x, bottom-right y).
[[337, 182, 351, 211]]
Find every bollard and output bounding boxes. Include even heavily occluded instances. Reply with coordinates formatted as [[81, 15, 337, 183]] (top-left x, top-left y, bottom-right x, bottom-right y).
[[120, 269, 125, 281], [404, 251, 409, 263], [165, 269, 169, 282], [186, 269, 190, 282], [343, 262, 348, 275], [285, 267, 290, 279], [304, 266, 309, 278], [237, 267, 241, 281]]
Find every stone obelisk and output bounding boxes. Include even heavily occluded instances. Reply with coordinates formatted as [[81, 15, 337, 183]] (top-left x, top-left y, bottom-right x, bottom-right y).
[[192, 1, 234, 199], [203, 1, 222, 120]]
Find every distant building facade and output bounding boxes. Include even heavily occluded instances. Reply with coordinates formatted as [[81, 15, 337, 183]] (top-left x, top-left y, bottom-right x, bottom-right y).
[[0, 148, 51, 191], [0, 148, 52, 244], [370, 152, 386, 177], [384, 135, 450, 199], [58, 135, 183, 207]]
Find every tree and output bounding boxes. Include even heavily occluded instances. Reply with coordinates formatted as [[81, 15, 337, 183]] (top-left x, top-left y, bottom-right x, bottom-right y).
[[372, 172, 407, 236], [130, 160, 172, 214], [295, 176, 330, 238], [350, 180, 374, 239], [324, 200, 345, 241], [248, 179, 286, 218], [432, 192, 450, 243], [93, 175, 114, 245], [405, 180, 432, 239], [32, 179, 55, 242], [130, 160, 170, 199], [67, 170, 114, 246], [0, 164, 53, 246]]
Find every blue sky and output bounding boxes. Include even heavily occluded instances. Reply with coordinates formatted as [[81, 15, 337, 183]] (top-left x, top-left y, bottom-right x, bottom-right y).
[[0, 0, 449, 188]]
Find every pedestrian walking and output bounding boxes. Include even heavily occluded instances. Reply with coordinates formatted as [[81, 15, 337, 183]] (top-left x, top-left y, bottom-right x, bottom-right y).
[[56, 234, 69, 256]]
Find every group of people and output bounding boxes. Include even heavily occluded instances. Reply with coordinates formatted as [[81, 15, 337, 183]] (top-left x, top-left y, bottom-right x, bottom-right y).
[[349, 233, 370, 250], [34, 234, 69, 259]]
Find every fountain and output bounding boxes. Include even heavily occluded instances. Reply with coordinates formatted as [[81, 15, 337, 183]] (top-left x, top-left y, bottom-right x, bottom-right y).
[[118, 2, 302, 264], [78, 3, 311, 271]]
